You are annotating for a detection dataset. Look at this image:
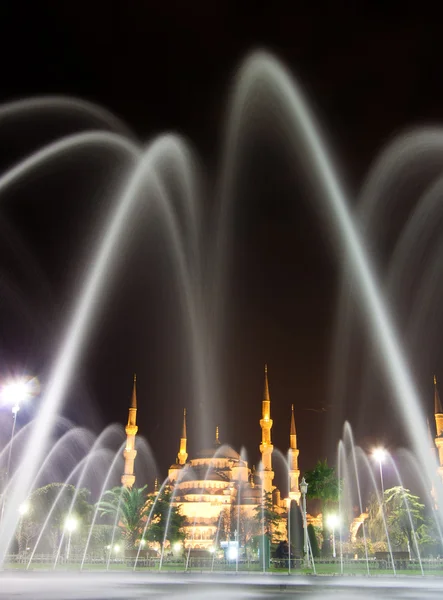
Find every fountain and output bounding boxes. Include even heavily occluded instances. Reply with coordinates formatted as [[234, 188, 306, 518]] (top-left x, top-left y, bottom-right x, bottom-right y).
[[0, 49, 442, 598]]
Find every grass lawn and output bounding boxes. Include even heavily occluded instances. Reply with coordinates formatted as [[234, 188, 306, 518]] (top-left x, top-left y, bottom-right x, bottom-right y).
[[5, 561, 443, 576]]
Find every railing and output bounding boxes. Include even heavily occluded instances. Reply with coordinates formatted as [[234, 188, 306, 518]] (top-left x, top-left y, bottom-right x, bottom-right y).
[[5, 554, 443, 572]]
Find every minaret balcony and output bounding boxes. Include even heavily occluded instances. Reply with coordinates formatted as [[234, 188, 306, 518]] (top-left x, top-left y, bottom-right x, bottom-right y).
[[123, 449, 137, 460], [125, 425, 138, 436]]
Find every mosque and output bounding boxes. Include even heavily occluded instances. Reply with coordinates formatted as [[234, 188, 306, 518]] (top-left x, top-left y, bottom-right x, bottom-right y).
[[120, 369, 443, 549], [121, 366, 302, 548]]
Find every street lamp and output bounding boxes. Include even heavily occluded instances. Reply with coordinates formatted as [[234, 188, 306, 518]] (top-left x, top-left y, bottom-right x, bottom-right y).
[[300, 477, 310, 567], [0, 376, 38, 526], [372, 447, 387, 496], [327, 514, 340, 558], [65, 516, 78, 561], [17, 502, 30, 556], [18, 503, 29, 516]]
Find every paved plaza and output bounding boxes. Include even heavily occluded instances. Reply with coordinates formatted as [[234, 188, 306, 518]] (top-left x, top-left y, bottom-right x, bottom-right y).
[[1, 572, 443, 600]]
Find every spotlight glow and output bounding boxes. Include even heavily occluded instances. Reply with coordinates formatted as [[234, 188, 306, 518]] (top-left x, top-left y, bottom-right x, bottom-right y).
[[326, 514, 340, 529], [372, 447, 387, 464]]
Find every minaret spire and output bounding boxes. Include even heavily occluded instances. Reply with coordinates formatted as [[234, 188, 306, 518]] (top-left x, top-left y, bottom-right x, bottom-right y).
[[290, 404, 296, 439], [433, 376, 443, 482], [181, 407, 187, 439], [263, 364, 270, 402], [177, 408, 188, 465], [259, 364, 274, 494], [130, 373, 137, 409], [122, 375, 138, 488], [288, 404, 301, 503]]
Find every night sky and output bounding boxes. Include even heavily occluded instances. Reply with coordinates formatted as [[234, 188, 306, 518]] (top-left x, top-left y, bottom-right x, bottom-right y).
[[1, 3, 443, 494]]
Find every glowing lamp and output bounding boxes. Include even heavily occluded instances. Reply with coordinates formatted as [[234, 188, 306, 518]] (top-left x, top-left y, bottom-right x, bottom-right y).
[[18, 503, 29, 516], [0, 376, 39, 410], [372, 447, 387, 463], [65, 516, 78, 532], [326, 514, 340, 529]]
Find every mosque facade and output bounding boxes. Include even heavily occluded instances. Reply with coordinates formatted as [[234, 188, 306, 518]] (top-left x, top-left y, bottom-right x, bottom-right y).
[[121, 366, 301, 548]]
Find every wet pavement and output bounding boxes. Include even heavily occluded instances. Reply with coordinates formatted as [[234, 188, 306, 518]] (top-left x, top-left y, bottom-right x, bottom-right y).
[[1, 572, 443, 599]]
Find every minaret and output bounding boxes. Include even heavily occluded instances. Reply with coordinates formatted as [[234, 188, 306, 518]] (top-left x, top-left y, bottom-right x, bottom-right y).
[[215, 425, 221, 447], [177, 408, 188, 465], [427, 418, 438, 508], [259, 364, 274, 494], [434, 376, 443, 481], [121, 374, 138, 488], [288, 404, 301, 503]]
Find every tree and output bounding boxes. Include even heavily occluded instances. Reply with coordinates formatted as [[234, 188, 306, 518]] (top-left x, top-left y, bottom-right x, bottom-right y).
[[304, 459, 340, 554], [253, 491, 283, 539], [26, 483, 91, 555], [81, 524, 123, 559], [218, 507, 231, 542], [287, 500, 304, 557], [16, 511, 40, 555], [144, 488, 186, 547], [96, 485, 149, 550], [304, 459, 340, 510], [366, 492, 385, 543], [232, 506, 260, 548], [385, 486, 429, 556], [366, 486, 437, 557], [307, 524, 320, 558]]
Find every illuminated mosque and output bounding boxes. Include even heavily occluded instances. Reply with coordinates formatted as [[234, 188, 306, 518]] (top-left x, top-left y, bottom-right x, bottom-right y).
[[121, 366, 301, 548], [120, 369, 443, 548]]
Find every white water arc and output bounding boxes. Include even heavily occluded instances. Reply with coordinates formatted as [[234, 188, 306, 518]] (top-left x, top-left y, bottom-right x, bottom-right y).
[[334, 132, 443, 430], [331, 131, 443, 449], [0, 49, 440, 564], [0, 133, 207, 560], [52, 425, 126, 568], [215, 51, 441, 516], [80, 441, 126, 570], [0, 96, 134, 139], [4, 426, 95, 507]]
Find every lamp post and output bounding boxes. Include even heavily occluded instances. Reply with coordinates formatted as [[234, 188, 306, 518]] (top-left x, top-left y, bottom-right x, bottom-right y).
[[300, 477, 309, 567], [327, 514, 339, 559], [372, 447, 387, 497], [65, 516, 78, 561], [0, 377, 36, 527], [17, 502, 30, 556]]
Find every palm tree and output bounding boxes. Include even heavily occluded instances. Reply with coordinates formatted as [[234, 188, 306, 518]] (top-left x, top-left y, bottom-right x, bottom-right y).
[[304, 459, 340, 554], [96, 485, 149, 550]]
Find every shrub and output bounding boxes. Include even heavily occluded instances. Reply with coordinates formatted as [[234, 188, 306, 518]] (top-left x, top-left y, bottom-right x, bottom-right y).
[[308, 524, 320, 558]]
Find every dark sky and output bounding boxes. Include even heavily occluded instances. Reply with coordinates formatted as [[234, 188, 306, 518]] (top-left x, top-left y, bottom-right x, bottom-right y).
[[0, 2, 442, 494]]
